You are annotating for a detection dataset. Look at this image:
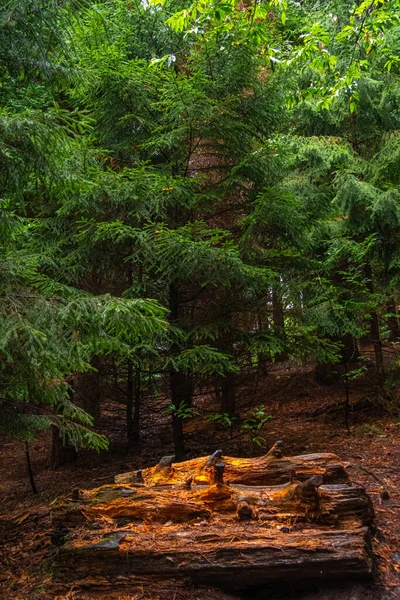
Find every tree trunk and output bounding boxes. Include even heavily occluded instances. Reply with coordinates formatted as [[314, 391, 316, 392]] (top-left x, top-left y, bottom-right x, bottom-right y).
[[77, 357, 101, 424], [386, 299, 400, 341], [169, 283, 193, 460], [126, 360, 134, 444], [132, 364, 141, 444], [256, 311, 270, 371], [218, 334, 236, 417], [24, 441, 38, 495], [220, 371, 236, 416], [51, 426, 78, 470], [342, 334, 359, 364], [127, 360, 142, 445], [170, 372, 188, 460], [51, 387, 79, 469], [315, 335, 359, 385], [272, 278, 288, 361], [365, 263, 386, 396]]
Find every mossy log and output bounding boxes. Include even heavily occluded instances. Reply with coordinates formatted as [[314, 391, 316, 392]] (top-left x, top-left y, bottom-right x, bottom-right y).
[[115, 444, 349, 487]]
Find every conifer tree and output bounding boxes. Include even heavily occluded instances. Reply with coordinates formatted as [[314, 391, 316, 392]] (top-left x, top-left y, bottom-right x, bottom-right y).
[[0, 0, 168, 474]]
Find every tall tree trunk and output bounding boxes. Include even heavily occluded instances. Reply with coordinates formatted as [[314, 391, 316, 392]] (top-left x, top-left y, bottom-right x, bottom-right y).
[[256, 308, 271, 372], [24, 441, 38, 495], [315, 335, 359, 385], [386, 299, 400, 341], [170, 371, 193, 460], [132, 364, 141, 444], [272, 285, 285, 330], [169, 283, 192, 460], [272, 279, 287, 362], [342, 334, 359, 364], [127, 361, 141, 445], [79, 357, 101, 424], [365, 263, 386, 396], [51, 389, 78, 469], [219, 336, 236, 417], [221, 372, 236, 416], [51, 426, 78, 470], [127, 360, 134, 444]]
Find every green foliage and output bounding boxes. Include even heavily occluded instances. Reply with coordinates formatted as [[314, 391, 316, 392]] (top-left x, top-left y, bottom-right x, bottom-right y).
[[208, 405, 274, 447], [163, 401, 200, 419], [240, 405, 274, 448], [0, 0, 169, 449], [3, 0, 400, 453]]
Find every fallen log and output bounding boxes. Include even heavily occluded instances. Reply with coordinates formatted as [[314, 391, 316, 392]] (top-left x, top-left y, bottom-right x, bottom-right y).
[[52, 479, 374, 529], [52, 445, 375, 591], [115, 443, 349, 487], [56, 525, 373, 589]]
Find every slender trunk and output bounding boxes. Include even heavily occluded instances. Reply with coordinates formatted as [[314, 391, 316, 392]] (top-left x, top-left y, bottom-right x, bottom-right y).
[[221, 372, 236, 417], [386, 299, 400, 341], [127, 361, 141, 445], [80, 357, 101, 424], [343, 359, 351, 434], [256, 312, 270, 372], [132, 365, 141, 444], [272, 287, 284, 329], [51, 426, 78, 469], [169, 283, 192, 460], [170, 371, 187, 460], [219, 336, 236, 417], [272, 279, 287, 362], [365, 263, 386, 396], [315, 335, 359, 386], [51, 387, 78, 469], [24, 441, 38, 495], [342, 334, 359, 365], [127, 360, 134, 444]]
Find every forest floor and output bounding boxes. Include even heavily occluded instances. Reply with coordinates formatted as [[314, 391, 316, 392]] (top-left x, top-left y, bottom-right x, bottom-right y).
[[1, 359, 400, 600]]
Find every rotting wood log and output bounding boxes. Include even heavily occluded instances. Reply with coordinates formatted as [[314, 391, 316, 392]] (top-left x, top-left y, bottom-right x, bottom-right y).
[[52, 479, 374, 530], [52, 447, 375, 591], [115, 443, 349, 487], [55, 525, 373, 589]]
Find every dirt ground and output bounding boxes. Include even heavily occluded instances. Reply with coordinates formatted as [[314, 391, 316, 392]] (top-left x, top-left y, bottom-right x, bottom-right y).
[[1, 361, 400, 600]]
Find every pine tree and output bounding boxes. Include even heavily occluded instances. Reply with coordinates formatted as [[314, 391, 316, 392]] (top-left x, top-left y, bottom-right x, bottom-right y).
[[0, 0, 168, 475]]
